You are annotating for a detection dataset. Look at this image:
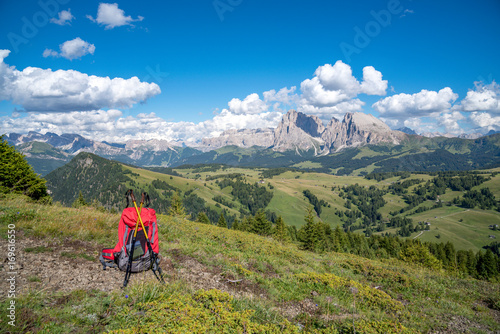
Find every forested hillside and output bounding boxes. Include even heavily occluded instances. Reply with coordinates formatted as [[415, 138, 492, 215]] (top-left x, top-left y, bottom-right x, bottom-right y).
[[44, 152, 500, 281]]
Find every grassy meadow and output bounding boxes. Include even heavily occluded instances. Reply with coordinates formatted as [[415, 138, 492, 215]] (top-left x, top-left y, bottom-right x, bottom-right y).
[[1, 194, 499, 333]]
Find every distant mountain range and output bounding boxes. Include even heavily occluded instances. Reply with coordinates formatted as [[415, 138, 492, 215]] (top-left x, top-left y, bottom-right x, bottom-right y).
[[5, 110, 500, 175]]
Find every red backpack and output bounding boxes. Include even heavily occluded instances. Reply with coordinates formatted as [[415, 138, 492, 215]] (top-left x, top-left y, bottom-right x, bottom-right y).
[[100, 206, 160, 273]]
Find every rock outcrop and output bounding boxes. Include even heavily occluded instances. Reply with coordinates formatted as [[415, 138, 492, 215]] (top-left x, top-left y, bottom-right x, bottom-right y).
[[271, 110, 406, 153], [201, 128, 274, 150], [272, 110, 325, 152], [322, 112, 406, 151]]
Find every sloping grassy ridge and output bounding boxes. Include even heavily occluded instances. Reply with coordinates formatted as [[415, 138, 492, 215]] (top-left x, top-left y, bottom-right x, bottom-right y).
[[1, 194, 499, 333]]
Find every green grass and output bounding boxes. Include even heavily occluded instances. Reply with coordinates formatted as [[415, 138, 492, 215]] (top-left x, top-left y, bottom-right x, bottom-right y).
[[352, 147, 387, 159], [1, 194, 499, 333], [379, 193, 406, 219], [266, 188, 310, 227], [411, 207, 500, 251], [28, 275, 41, 283], [291, 161, 323, 169]]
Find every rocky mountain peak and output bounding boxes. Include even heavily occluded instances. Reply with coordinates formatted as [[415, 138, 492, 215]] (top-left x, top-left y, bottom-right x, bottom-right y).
[[397, 127, 418, 135], [279, 109, 325, 137], [271, 109, 406, 153], [273, 110, 325, 152], [344, 112, 392, 133]]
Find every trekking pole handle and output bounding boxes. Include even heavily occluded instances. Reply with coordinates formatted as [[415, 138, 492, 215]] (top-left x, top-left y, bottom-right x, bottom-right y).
[[128, 189, 136, 203], [141, 192, 145, 206]]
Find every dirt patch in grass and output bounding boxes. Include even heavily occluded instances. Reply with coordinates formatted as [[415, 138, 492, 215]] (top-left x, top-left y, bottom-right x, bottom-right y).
[[0, 232, 163, 298], [166, 248, 267, 300], [0, 234, 267, 304]]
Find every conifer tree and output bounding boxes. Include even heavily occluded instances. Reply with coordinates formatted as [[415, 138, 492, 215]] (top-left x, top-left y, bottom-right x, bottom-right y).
[[399, 242, 442, 270], [197, 212, 211, 224], [333, 226, 345, 252], [300, 206, 318, 252], [239, 216, 253, 232], [466, 250, 477, 276], [72, 191, 88, 208], [317, 221, 333, 252], [444, 241, 457, 270], [252, 210, 272, 235], [217, 212, 227, 228], [477, 250, 498, 279], [0, 136, 49, 201], [169, 192, 186, 216], [231, 218, 240, 230], [288, 225, 298, 241], [273, 216, 289, 242]]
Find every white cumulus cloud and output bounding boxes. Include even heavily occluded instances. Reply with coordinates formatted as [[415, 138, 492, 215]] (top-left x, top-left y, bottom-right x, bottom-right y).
[[372, 87, 458, 118], [460, 81, 500, 113], [298, 60, 387, 119], [43, 38, 95, 60], [0, 109, 283, 144], [0, 50, 160, 112], [403, 117, 422, 130], [299, 99, 365, 120], [360, 66, 388, 95], [87, 3, 143, 29], [438, 111, 465, 134], [469, 112, 500, 131], [227, 93, 268, 115], [50, 9, 75, 25], [263, 86, 297, 104]]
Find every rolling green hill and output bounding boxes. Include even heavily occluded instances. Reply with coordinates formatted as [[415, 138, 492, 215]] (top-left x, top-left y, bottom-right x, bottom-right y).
[[45, 152, 500, 255]]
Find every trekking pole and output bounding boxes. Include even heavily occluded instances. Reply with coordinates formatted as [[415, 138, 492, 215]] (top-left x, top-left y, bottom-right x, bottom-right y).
[[123, 189, 142, 288], [130, 191, 165, 284], [140, 192, 166, 283]]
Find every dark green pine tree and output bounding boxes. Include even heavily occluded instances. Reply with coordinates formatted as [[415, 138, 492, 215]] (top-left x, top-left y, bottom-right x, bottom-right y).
[[252, 210, 272, 236], [273, 216, 289, 242], [238, 216, 254, 232], [444, 241, 457, 270], [217, 212, 227, 228], [477, 249, 498, 279], [0, 136, 49, 201], [72, 191, 88, 208], [332, 225, 346, 252], [300, 206, 318, 252], [319, 221, 334, 252], [197, 212, 211, 224], [231, 218, 240, 230], [466, 250, 477, 276]]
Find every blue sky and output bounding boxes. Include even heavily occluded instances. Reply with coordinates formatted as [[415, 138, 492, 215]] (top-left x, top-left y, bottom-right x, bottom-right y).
[[1, 0, 499, 143]]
